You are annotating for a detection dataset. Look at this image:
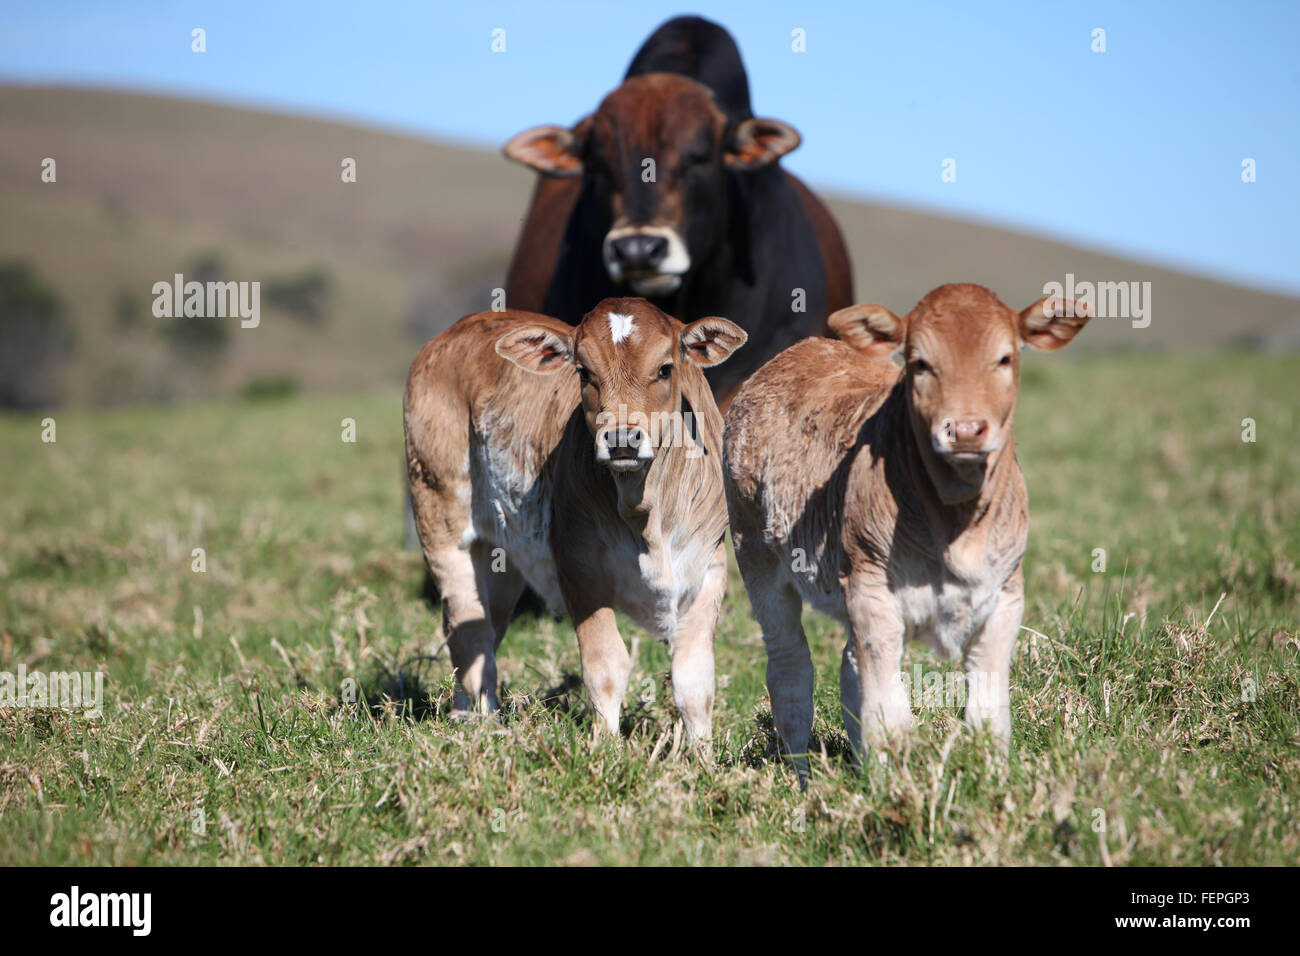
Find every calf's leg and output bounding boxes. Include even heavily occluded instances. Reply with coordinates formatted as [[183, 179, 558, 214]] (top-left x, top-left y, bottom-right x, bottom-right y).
[[842, 581, 912, 764], [962, 576, 1023, 750], [483, 556, 526, 650], [427, 539, 503, 715], [667, 547, 727, 751], [571, 606, 631, 737], [408, 454, 502, 716], [736, 543, 814, 778]]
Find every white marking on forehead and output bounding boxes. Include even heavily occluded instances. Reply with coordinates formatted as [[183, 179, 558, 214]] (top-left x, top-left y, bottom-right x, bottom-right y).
[[607, 312, 635, 344]]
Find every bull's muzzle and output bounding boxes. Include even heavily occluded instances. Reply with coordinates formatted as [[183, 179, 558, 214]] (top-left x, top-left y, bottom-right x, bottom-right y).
[[601, 226, 690, 296]]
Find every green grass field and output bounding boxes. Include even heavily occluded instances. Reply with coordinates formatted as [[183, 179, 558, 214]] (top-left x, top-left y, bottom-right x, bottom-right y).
[[2, 352, 1297, 865]]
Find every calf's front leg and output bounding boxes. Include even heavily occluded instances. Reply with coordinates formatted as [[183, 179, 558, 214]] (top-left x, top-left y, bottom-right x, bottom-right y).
[[571, 606, 632, 738], [666, 548, 728, 752], [962, 573, 1023, 750], [842, 580, 912, 764]]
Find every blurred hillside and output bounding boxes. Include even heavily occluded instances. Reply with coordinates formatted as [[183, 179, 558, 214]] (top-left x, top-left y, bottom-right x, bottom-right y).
[[2, 85, 1297, 408]]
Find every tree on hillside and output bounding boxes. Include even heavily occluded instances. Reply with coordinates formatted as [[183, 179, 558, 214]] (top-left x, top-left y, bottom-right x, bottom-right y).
[[0, 261, 74, 408]]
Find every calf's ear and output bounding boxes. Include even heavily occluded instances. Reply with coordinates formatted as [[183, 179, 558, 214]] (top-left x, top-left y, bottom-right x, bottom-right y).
[[495, 324, 576, 373], [828, 304, 906, 358], [503, 123, 585, 177], [725, 118, 801, 171], [1018, 296, 1091, 351], [680, 317, 747, 367]]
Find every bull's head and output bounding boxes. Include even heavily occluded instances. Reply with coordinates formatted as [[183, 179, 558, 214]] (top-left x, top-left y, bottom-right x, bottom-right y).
[[504, 74, 799, 298]]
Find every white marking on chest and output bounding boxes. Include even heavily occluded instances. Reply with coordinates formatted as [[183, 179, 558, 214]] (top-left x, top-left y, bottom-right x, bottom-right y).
[[607, 312, 635, 344], [620, 532, 707, 640], [896, 575, 1002, 659]]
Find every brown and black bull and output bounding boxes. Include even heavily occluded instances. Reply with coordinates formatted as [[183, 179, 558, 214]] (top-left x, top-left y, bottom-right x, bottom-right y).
[[502, 15, 853, 405]]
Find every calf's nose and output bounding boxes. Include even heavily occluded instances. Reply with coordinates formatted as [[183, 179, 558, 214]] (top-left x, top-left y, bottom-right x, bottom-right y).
[[613, 427, 645, 452], [936, 417, 991, 455], [599, 426, 649, 460], [953, 419, 988, 443], [610, 234, 669, 272]]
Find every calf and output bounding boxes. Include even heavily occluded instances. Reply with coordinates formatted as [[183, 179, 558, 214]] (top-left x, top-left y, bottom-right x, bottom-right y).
[[502, 15, 851, 405], [405, 297, 745, 746], [723, 283, 1091, 775]]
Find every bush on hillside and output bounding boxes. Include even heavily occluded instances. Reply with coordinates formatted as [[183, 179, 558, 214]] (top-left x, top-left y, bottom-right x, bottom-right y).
[[0, 261, 75, 408], [265, 267, 332, 324]]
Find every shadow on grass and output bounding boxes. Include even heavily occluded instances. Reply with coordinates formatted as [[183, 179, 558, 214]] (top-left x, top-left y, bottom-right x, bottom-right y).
[[523, 673, 585, 718], [730, 710, 856, 774], [360, 657, 593, 729], [363, 654, 445, 722]]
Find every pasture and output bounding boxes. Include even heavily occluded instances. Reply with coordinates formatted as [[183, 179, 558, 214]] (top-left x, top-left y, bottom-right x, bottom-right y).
[[1, 350, 1297, 865]]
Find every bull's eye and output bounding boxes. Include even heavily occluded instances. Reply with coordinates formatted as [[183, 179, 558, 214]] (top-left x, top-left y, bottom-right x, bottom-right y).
[[657, 363, 673, 380], [998, 354, 1013, 367], [577, 367, 592, 387], [911, 358, 933, 376]]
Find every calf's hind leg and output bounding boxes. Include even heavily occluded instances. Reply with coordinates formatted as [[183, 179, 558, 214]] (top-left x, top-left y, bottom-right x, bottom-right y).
[[736, 543, 814, 778], [424, 539, 504, 715]]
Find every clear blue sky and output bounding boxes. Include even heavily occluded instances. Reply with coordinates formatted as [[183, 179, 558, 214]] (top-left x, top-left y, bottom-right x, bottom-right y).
[[3, 0, 1297, 294]]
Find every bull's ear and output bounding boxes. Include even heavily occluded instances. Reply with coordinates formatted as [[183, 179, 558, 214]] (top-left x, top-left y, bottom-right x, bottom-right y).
[[680, 317, 747, 367], [828, 304, 905, 358], [1018, 296, 1091, 351], [724, 117, 801, 171], [495, 324, 576, 373], [502, 123, 585, 177]]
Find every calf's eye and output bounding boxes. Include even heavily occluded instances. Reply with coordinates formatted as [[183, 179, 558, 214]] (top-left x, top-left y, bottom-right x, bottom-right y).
[[912, 358, 932, 375], [998, 354, 1013, 367], [657, 364, 673, 380], [577, 368, 592, 386]]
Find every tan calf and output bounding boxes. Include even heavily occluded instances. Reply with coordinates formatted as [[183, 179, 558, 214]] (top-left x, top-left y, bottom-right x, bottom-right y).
[[404, 297, 745, 746], [723, 283, 1090, 775]]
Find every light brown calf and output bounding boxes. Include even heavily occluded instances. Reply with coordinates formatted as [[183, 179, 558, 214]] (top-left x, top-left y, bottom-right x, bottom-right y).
[[723, 283, 1090, 775], [404, 297, 745, 746]]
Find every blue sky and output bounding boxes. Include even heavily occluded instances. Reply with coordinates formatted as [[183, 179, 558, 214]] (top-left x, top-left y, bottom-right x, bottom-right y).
[[2, 0, 1297, 294]]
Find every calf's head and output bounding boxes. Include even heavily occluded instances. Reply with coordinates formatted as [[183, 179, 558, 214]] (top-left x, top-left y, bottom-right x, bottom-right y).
[[504, 74, 800, 298], [496, 298, 745, 475], [829, 284, 1091, 503]]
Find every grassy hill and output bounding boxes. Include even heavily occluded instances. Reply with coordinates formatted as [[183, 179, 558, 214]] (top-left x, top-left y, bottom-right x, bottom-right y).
[[2, 85, 1298, 408], [1, 353, 1296, 864]]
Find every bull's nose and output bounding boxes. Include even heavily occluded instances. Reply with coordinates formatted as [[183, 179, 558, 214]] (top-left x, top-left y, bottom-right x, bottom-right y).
[[609, 234, 669, 272]]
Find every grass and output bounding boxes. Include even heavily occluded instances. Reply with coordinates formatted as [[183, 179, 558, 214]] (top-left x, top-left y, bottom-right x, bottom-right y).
[[1, 351, 1297, 865]]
